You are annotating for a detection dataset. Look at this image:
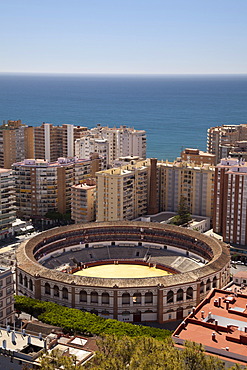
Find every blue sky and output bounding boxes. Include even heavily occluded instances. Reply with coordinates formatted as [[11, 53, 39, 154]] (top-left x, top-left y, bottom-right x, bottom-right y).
[[1, 0, 247, 74]]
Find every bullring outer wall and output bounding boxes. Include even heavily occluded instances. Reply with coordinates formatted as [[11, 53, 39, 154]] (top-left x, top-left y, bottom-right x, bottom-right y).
[[16, 221, 230, 323]]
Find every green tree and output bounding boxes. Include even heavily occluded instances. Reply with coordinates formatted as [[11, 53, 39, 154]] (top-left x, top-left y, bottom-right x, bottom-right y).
[[170, 196, 192, 226], [39, 349, 84, 369]]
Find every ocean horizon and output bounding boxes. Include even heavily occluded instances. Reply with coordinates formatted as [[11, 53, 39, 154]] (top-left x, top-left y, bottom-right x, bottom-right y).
[[1, 73, 247, 161]]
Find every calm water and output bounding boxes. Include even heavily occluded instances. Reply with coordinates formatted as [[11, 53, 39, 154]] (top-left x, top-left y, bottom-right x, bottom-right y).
[[1, 74, 247, 161]]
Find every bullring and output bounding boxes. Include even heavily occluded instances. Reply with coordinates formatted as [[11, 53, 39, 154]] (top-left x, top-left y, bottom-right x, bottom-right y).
[[16, 221, 230, 323]]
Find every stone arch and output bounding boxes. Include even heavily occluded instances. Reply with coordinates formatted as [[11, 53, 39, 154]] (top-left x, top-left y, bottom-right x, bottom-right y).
[[200, 281, 204, 294], [24, 276, 28, 288], [186, 287, 193, 300], [213, 276, 217, 288], [54, 285, 59, 297], [19, 273, 23, 285], [167, 290, 174, 303], [62, 287, 68, 299], [133, 292, 141, 304], [122, 293, 130, 305], [79, 290, 87, 302], [206, 278, 211, 291], [29, 279, 33, 291], [145, 292, 153, 304], [45, 282, 51, 295], [177, 288, 184, 302], [102, 292, 110, 304], [91, 291, 98, 303]]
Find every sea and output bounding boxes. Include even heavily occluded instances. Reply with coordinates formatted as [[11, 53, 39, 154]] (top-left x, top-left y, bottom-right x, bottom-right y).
[[1, 73, 247, 161]]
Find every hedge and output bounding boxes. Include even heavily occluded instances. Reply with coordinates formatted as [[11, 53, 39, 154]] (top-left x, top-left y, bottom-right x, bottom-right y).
[[15, 296, 171, 340]]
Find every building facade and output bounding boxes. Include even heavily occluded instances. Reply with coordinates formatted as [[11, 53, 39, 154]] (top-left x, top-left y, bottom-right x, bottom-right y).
[[12, 157, 97, 220], [0, 120, 33, 168], [0, 266, 14, 325], [71, 179, 96, 223], [180, 148, 216, 166], [96, 160, 149, 221], [207, 124, 247, 165], [158, 161, 215, 219], [213, 158, 247, 245], [75, 136, 109, 169], [0, 169, 16, 239]]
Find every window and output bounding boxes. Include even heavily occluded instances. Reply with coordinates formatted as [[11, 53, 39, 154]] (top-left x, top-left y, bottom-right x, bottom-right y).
[[6, 307, 12, 315], [167, 291, 174, 303], [6, 277, 11, 285], [91, 292, 98, 303], [102, 292, 109, 304], [62, 287, 68, 300], [133, 293, 141, 304], [206, 279, 211, 291], [200, 281, 204, 294], [6, 297, 11, 305], [177, 289, 183, 302], [45, 283, 51, 295], [54, 285, 59, 297], [6, 287, 12, 295], [122, 293, 130, 305], [186, 287, 193, 300], [29, 279, 33, 291], [80, 290, 87, 302], [145, 292, 153, 304]]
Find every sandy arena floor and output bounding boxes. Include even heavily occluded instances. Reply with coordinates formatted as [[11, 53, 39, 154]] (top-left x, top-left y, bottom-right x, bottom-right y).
[[73, 264, 172, 278]]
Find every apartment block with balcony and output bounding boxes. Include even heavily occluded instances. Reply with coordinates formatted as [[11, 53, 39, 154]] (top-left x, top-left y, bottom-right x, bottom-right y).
[[158, 161, 215, 219], [12, 157, 96, 220], [75, 136, 109, 169], [71, 179, 96, 223], [96, 160, 149, 222], [0, 266, 14, 325], [207, 124, 247, 165], [90, 124, 146, 165], [213, 158, 247, 245], [0, 120, 33, 168], [0, 169, 16, 239]]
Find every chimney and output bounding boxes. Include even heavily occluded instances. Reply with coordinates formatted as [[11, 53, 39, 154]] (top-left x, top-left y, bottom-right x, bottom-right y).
[[212, 332, 216, 341]]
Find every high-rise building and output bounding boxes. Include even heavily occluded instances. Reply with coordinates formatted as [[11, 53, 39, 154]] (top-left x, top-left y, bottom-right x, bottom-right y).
[[96, 159, 149, 221], [90, 125, 146, 164], [12, 157, 98, 220], [71, 179, 96, 223], [34, 123, 87, 162], [0, 120, 34, 168], [0, 169, 16, 239], [75, 136, 109, 169], [213, 158, 247, 245], [158, 161, 215, 218], [0, 266, 14, 325], [207, 124, 247, 164]]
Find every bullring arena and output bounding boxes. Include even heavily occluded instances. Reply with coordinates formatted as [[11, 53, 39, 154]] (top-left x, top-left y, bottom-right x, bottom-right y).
[[16, 222, 230, 324]]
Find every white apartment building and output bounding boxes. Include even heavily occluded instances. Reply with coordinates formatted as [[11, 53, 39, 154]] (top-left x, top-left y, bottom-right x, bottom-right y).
[[90, 125, 146, 164], [0, 266, 14, 325], [96, 160, 148, 222], [75, 136, 109, 169], [0, 169, 16, 239]]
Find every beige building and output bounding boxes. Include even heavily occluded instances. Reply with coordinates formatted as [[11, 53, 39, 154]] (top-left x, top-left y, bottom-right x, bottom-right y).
[[96, 160, 149, 221], [13, 157, 99, 220], [180, 148, 216, 166], [158, 160, 215, 218], [207, 124, 247, 164], [34, 123, 87, 162], [0, 120, 33, 168], [213, 158, 247, 245], [0, 169, 16, 239], [71, 179, 96, 223], [0, 266, 14, 325]]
